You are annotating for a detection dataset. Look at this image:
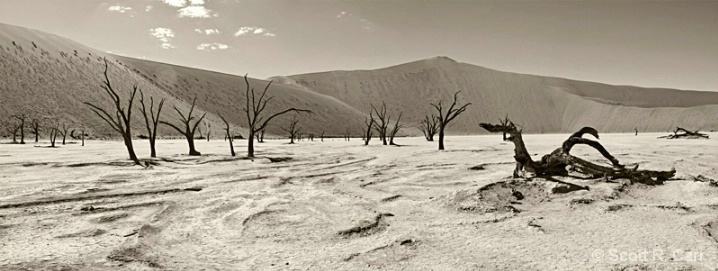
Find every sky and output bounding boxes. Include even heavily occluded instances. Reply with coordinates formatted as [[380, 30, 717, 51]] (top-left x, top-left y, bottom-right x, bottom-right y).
[[0, 0, 716, 91]]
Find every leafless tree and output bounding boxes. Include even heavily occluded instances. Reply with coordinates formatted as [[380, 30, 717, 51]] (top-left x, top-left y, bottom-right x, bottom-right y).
[[256, 127, 266, 143], [219, 115, 235, 156], [371, 103, 390, 145], [388, 112, 403, 145], [48, 121, 59, 147], [12, 114, 26, 144], [30, 118, 40, 143], [59, 123, 70, 145], [70, 128, 86, 146], [498, 114, 511, 141], [418, 114, 439, 142], [364, 111, 375, 146], [84, 58, 141, 165], [138, 90, 165, 158], [5, 123, 19, 143], [320, 131, 325, 142], [204, 121, 211, 142], [241, 74, 310, 157], [282, 114, 301, 144], [431, 91, 471, 150], [161, 96, 206, 156]]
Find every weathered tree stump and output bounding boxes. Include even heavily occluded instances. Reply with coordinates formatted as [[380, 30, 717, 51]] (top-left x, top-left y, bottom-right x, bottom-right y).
[[658, 127, 709, 139], [480, 123, 675, 185]]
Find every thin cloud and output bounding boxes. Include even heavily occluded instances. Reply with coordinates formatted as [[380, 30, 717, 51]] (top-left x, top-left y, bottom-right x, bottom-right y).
[[234, 27, 276, 37], [108, 5, 132, 13], [189, 0, 205, 5], [161, 0, 186, 7], [149, 27, 176, 49], [145, 5, 153, 12], [197, 43, 229, 50], [336, 11, 347, 18], [195, 28, 220, 35], [178, 5, 217, 18]]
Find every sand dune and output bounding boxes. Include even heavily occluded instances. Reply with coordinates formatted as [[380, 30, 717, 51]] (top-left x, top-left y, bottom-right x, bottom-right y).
[[2, 23, 717, 139], [0, 23, 366, 138], [285, 56, 718, 133]]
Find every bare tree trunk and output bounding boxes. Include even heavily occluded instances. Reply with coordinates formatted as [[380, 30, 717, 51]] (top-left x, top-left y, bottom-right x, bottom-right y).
[[438, 127, 445, 150], [389, 112, 403, 145], [161, 96, 205, 156], [13, 115, 25, 144], [239, 74, 311, 158], [364, 112, 374, 146], [248, 130, 255, 157], [81, 129, 85, 146], [31, 119, 39, 143], [84, 58, 141, 165], [431, 91, 471, 151], [60, 123, 69, 145], [219, 115, 235, 156]]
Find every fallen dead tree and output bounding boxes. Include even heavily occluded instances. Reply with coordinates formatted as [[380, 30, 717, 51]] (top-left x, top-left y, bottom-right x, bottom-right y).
[[658, 127, 709, 139], [479, 122, 675, 185]]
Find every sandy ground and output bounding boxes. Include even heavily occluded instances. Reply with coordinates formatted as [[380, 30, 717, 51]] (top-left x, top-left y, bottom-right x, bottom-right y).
[[1, 133, 717, 270]]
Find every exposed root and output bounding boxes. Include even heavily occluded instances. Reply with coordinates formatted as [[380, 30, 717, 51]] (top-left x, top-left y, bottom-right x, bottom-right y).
[[267, 157, 293, 163], [337, 213, 394, 238], [380, 195, 401, 202], [605, 204, 633, 212]]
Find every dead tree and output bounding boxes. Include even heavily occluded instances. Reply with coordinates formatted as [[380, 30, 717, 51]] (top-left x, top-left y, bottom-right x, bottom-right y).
[[219, 115, 235, 156], [138, 90, 165, 158], [282, 114, 301, 144], [205, 121, 211, 142], [418, 114, 439, 142], [498, 114, 511, 141], [12, 114, 26, 144], [480, 122, 676, 185], [161, 96, 206, 156], [30, 118, 40, 143], [84, 58, 141, 165], [388, 112, 403, 145], [71, 128, 86, 146], [59, 123, 70, 145], [432, 91, 471, 150], [241, 74, 310, 158], [364, 111, 375, 146], [48, 122, 59, 147], [371, 103, 390, 145], [658, 127, 709, 139], [635, 127, 638, 136], [321, 131, 325, 142], [256, 127, 266, 143]]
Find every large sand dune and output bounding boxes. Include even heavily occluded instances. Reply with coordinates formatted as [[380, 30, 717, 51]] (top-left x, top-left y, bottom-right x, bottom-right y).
[[0, 23, 366, 138], [1, 134, 717, 270], [284, 56, 718, 133]]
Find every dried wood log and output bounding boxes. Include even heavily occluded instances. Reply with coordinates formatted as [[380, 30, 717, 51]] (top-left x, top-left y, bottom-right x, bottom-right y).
[[479, 122, 675, 185], [657, 127, 709, 139]]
